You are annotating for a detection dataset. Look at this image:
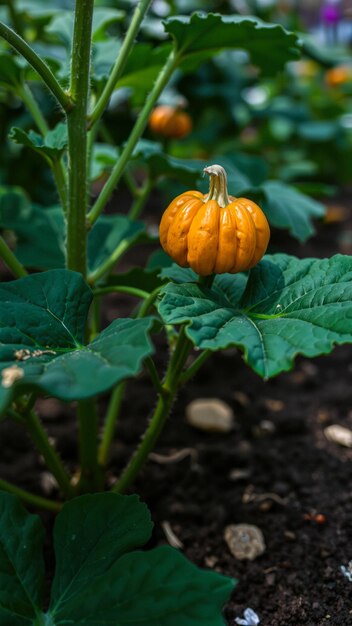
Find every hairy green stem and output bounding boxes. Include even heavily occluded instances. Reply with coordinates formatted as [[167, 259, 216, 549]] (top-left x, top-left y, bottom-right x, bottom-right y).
[[77, 400, 102, 492], [136, 287, 161, 318], [98, 382, 126, 467], [88, 50, 178, 225], [90, 0, 152, 128], [0, 477, 62, 511], [0, 235, 27, 277], [0, 21, 72, 111], [66, 0, 94, 276], [25, 410, 74, 498], [179, 350, 211, 385], [112, 327, 192, 493], [97, 284, 161, 466], [145, 356, 164, 395], [88, 239, 134, 285]]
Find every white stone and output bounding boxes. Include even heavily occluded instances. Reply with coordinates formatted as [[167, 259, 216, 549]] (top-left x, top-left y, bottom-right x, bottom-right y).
[[185, 398, 235, 433], [324, 424, 352, 448], [224, 524, 265, 560]]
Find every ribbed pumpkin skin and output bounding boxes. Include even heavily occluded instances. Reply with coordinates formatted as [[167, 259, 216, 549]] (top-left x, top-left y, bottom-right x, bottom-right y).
[[149, 105, 192, 139], [159, 191, 270, 276]]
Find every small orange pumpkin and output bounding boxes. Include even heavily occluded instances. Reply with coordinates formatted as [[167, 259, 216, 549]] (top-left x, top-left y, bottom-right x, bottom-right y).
[[149, 105, 192, 139], [325, 66, 351, 87], [159, 164, 270, 276]]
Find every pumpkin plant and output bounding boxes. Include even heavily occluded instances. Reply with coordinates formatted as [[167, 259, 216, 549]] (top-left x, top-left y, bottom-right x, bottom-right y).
[[0, 1, 352, 625]]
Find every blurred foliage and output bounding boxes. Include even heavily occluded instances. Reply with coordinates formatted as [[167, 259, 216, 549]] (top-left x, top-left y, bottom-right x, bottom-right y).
[[0, 0, 351, 232]]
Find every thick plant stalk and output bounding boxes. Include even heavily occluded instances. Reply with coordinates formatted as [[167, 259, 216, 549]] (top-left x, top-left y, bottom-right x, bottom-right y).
[[90, 0, 153, 128], [66, 0, 94, 276], [77, 400, 102, 492], [0, 21, 72, 111]]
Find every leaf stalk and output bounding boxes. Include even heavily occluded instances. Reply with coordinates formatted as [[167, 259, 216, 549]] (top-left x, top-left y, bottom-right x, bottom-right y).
[[90, 0, 153, 128], [0, 21, 73, 111], [87, 49, 178, 225]]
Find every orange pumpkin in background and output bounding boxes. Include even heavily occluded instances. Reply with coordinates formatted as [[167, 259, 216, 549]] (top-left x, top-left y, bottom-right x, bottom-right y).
[[325, 66, 351, 87], [159, 164, 270, 276], [149, 105, 192, 139]]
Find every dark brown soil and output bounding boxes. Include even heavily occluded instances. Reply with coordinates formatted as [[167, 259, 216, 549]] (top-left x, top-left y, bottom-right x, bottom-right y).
[[1, 197, 352, 625]]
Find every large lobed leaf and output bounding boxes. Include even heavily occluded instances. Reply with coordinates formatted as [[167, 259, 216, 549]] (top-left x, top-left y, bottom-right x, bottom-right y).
[[164, 12, 301, 75], [0, 186, 145, 272], [158, 254, 352, 379], [0, 270, 155, 415], [54, 546, 234, 626], [48, 494, 235, 625], [0, 492, 235, 626], [259, 181, 326, 243], [50, 493, 153, 616]]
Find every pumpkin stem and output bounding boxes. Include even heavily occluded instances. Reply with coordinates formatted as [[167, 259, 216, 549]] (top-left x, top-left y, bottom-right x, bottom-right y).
[[204, 164, 230, 208]]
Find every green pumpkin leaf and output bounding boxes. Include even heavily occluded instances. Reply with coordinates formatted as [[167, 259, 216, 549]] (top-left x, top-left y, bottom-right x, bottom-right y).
[[0, 270, 155, 414], [260, 181, 326, 242], [0, 187, 65, 269], [0, 187, 146, 272], [47, 8, 125, 47], [50, 545, 235, 626], [0, 492, 44, 624], [158, 254, 352, 379], [164, 13, 301, 75], [50, 493, 152, 615], [160, 263, 198, 284], [91, 39, 121, 82], [90, 143, 119, 180], [9, 123, 68, 162], [0, 54, 24, 88], [1, 203, 65, 270], [114, 43, 172, 105], [14, 0, 64, 20], [132, 141, 250, 192], [0, 492, 234, 626]]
